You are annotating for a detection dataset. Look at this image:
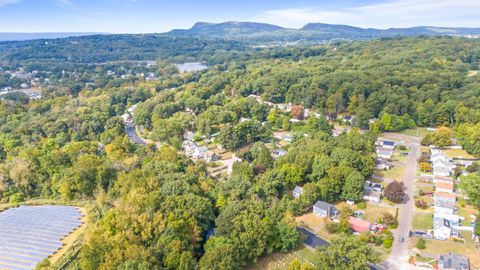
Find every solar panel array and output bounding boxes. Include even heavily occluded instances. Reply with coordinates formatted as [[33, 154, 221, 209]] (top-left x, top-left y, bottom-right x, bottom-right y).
[[0, 205, 83, 270]]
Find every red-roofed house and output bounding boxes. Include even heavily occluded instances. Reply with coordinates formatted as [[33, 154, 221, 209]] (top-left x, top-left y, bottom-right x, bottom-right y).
[[348, 217, 372, 233], [436, 182, 454, 193]]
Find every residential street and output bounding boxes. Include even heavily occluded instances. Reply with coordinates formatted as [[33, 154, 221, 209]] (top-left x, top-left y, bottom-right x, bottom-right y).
[[386, 142, 419, 270]]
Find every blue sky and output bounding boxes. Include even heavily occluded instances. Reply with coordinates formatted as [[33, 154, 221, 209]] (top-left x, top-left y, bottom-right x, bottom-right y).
[[1, 0, 479, 33]]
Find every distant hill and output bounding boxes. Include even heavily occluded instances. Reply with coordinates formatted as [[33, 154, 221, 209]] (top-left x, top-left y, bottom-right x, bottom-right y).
[[169, 21, 286, 38], [167, 21, 480, 41], [0, 32, 102, 42]]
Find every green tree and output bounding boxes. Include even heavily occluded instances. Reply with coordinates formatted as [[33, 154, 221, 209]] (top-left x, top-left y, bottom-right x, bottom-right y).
[[317, 235, 377, 270]]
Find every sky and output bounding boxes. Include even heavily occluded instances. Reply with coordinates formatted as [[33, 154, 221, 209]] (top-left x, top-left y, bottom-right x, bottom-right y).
[[0, 0, 480, 33]]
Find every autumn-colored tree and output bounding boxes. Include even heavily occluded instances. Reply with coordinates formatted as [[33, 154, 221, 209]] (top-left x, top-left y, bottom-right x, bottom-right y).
[[419, 162, 432, 172], [291, 105, 305, 120]]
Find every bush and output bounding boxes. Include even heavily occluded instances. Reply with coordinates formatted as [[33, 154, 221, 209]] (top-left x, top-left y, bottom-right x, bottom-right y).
[[9, 193, 24, 205], [357, 201, 366, 209], [416, 238, 426, 249], [398, 145, 407, 151], [415, 199, 428, 209], [383, 236, 393, 248], [382, 212, 398, 227], [326, 222, 339, 234]]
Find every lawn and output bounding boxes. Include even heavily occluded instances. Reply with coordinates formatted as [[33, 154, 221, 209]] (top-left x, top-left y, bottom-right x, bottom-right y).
[[335, 201, 397, 225], [398, 127, 434, 138], [375, 164, 405, 181], [412, 213, 433, 231], [245, 245, 320, 270], [442, 148, 475, 159], [411, 233, 480, 269], [296, 213, 336, 241]]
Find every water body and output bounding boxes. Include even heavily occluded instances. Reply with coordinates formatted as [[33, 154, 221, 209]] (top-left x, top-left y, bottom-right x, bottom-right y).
[[0, 205, 83, 270], [175, 62, 208, 73]]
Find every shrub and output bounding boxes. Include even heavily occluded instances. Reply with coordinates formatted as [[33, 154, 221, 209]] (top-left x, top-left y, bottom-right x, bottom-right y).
[[357, 201, 366, 209], [326, 222, 339, 234], [382, 212, 398, 227], [415, 199, 428, 209], [9, 193, 24, 205], [416, 238, 426, 249], [398, 145, 407, 151], [383, 236, 393, 248]]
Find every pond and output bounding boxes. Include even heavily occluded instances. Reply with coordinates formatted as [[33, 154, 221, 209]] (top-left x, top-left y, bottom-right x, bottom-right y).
[[0, 205, 83, 270]]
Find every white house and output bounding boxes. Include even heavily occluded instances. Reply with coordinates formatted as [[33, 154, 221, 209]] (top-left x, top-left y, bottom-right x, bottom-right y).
[[293, 186, 303, 198], [434, 199, 456, 215], [375, 158, 391, 170], [313, 201, 338, 218], [381, 140, 396, 149], [376, 147, 393, 159], [363, 189, 381, 204], [434, 217, 451, 240]]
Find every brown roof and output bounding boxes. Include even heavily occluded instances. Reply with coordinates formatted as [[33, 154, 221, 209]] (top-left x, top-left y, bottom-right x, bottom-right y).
[[435, 192, 456, 199], [436, 182, 454, 191]]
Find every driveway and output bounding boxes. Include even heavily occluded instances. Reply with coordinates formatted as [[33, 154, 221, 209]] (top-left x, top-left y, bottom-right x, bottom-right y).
[[297, 227, 329, 248], [125, 122, 146, 145], [386, 142, 419, 270]]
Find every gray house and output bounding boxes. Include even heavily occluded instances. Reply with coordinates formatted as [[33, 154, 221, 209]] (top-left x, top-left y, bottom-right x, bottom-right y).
[[313, 201, 338, 218], [438, 252, 469, 270], [293, 186, 303, 198]]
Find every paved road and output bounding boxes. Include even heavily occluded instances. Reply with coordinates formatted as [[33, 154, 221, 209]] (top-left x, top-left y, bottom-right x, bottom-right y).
[[297, 227, 329, 248], [386, 142, 419, 270], [125, 122, 146, 145]]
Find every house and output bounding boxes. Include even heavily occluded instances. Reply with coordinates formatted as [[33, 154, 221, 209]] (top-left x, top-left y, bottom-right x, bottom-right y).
[[363, 189, 382, 204], [364, 180, 383, 192], [183, 131, 195, 141], [313, 201, 338, 218], [434, 192, 456, 204], [343, 115, 354, 124], [289, 118, 301, 123], [433, 176, 454, 184], [433, 163, 454, 177], [121, 113, 131, 123], [436, 181, 454, 193], [435, 213, 463, 226], [376, 147, 393, 159], [434, 199, 456, 215], [381, 140, 396, 149], [192, 145, 208, 159], [239, 117, 251, 123], [293, 186, 303, 198], [438, 252, 470, 270], [204, 151, 219, 162], [348, 217, 372, 233], [375, 158, 391, 170], [434, 217, 452, 240], [284, 134, 294, 142], [272, 149, 288, 159]]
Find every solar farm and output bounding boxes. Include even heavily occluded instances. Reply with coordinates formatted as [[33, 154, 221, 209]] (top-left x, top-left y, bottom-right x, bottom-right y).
[[0, 205, 83, 270]]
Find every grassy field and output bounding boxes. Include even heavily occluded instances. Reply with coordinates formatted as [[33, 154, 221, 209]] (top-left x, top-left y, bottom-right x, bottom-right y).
[[442, 148, 476, 159], [412, 213, 433, 231], [398, 127, 434, 138], [410, 233, 480, 269], [296, 213, 337, 241], [246, 245, 320, 270], [375, 165, 405, 181]]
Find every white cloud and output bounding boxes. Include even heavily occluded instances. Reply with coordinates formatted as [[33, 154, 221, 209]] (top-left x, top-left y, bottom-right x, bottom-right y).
[[0, 0, 22, 7], [253, 0, 480, 29]]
